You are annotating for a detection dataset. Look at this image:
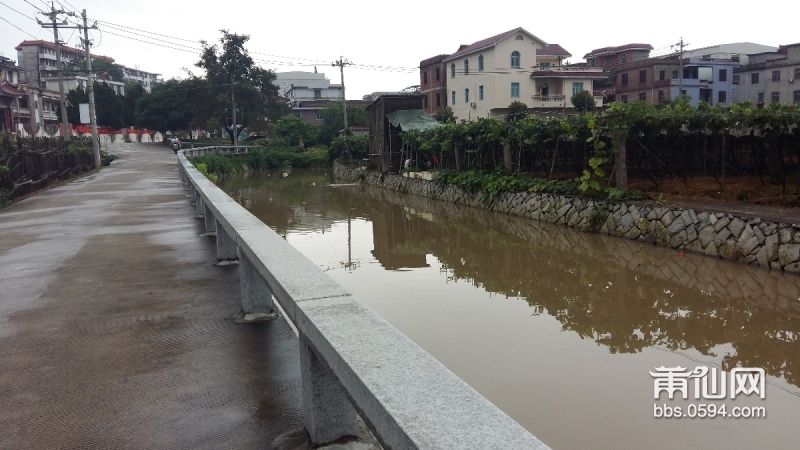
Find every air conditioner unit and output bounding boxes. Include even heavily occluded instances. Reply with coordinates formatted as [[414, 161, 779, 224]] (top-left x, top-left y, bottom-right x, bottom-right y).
[[470, 102, 477, 108]]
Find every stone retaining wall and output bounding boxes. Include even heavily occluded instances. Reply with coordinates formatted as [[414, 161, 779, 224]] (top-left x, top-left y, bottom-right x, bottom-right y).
[[334, 165, 800, 275]]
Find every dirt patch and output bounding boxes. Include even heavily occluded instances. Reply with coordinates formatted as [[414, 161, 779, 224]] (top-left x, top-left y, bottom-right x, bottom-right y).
[[629, 175, 800, 208]]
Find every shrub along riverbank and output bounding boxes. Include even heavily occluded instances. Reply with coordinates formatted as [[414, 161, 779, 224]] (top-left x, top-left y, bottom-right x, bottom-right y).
[[188, 146, 328, 176]]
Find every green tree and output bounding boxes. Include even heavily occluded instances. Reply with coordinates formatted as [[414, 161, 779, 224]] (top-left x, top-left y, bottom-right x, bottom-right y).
[[433, 107, 455, 123], [135, 78, 210, 131], [571, 90, 596, 112], [91, 59, 126, 82], [63, 86, 89, 125], [506, 101, 528, 121], [273, 115, 317, 147], [196, 30, 284, 143], [123, 82, 146, 127], [317, 104, 369, 146], [93, 82, 124, 128]]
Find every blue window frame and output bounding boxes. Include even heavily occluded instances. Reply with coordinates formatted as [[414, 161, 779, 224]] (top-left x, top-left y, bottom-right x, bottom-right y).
[[511, 82, 520, 98], [479, 85, 484, 100], [452, 90, 456, 105], [451, 63, 455, 78], [478, 55, 484, 71], [511, 51, 520, 68], [572, 82, 584, 96]]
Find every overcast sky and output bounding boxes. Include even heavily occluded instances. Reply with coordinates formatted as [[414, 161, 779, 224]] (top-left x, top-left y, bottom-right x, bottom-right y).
[[2, 0, 798, 99]]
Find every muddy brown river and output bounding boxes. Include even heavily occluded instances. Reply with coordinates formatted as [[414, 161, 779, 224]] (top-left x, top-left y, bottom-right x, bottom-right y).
[[219, 169, 800, 450]]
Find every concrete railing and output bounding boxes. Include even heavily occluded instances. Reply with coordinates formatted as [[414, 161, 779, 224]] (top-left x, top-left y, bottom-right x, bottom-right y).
[[177, 148, 550, 450], [182, 145, 259, 158]]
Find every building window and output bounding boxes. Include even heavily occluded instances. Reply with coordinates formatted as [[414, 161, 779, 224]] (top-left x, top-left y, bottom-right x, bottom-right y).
[[478, 55, 484, 71], [659, 70, 665, 81], [515, 35, 523, 40], [794, 90, 800, 104], [681, 90, 687, 96], [621, 73, 628, 86], [294, 112, 301, 118], [465, 88, 469, 102], [435, 67, 440, 81], [511, 82, 520, 98], [772, 70, 780, 82], [751, 73, 759, 84], [795, 68, 800, 80], [719, 69, 727, 82], [452, 91, 456, 105], [314, 89, 321, 99], [672, 70, 678, 79], [423, 71, 428, 84], [539, 62, 550, 70], [436, 93, 441, 106], [451, 63, 455, 78], [464, 60, 469, 75], [479, 85, 484, 100], [511, 51, 520, 68], [758, 92, 764, 103], [620, 53, 627, 64], [733, 74, 740, 84], [621, 94, 628, 103], [572, 82, 584, 96], [638, 92, 646, 101], [316, 111, 323, 120], [658, 90, 664, 101], [718, 90, 727, 103], [424, 96, 428, 108], [771, 92, 780, 103], [639, 70, 646, 83]]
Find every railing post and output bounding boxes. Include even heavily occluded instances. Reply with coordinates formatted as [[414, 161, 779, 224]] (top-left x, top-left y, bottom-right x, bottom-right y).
[[238, 253, 276, 319], [215, 221, 238, 263], [189, 183, 196, 205], [300, 334, 359, 445], [203, 204, 216, 234], [195, 195, 204, 216]]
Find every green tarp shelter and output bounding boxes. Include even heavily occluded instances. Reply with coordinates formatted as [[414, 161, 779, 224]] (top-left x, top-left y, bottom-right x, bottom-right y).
[[385, 109, 441, 132]]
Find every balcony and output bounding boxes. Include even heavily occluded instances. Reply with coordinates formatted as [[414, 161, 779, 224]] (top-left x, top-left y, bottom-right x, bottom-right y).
[[530, 95, 604, 109], [42, 111, 58, 120]]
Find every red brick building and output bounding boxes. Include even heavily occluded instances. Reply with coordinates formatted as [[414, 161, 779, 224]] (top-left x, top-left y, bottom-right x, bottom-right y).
[[418, 54, 449, 115], [584, 44, 680, 104]]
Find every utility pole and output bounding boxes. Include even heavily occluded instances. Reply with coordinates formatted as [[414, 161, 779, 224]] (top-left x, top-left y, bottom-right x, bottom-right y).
[[332, 56, 353, 163], [230, 74, 236, 145], [675, 37, 688, 101], [79, 10, 100, 168], [36, 2, 77, 141]]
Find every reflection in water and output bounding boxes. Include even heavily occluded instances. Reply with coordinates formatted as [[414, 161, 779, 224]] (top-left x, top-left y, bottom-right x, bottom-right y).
[[220, 169, 800, 389]]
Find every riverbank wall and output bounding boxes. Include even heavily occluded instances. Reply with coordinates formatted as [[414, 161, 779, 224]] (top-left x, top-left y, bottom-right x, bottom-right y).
[[334, 165, 800, 276]]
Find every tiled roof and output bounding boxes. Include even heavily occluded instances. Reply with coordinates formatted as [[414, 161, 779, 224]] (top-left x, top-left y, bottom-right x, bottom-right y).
[[15, 40, 115, 61], [0, 81, 26, 97], [537, 44, 571, 57], [583, 43, 653, 59], [420, 54, 450, 67], [443, 28, 545, 61]]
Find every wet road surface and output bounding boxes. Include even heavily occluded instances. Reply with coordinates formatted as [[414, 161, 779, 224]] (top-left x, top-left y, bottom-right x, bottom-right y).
[[0, 144, 301, 449]]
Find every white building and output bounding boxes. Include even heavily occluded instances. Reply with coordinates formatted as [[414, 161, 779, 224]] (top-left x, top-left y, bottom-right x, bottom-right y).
[[121, 66, 160, 92], [274, 71, 342, 104], [443, 27, 603, 121]]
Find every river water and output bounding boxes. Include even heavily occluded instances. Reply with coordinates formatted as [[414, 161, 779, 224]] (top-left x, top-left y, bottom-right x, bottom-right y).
[[218, 169, 800, 450]]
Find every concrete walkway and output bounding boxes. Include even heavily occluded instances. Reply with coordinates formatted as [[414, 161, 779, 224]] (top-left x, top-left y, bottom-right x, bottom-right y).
[[0, 143, 302, 449]]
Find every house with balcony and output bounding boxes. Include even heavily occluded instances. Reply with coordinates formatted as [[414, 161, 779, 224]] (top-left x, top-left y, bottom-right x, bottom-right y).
[[15, 40, 115, 89], [275, 71, 344, 125], [668, 57, 740, 107], [1, 55, 25, 133], [733, 43, 800, 106], [121, 66, 160, 92], [441, 27, 603, 121]]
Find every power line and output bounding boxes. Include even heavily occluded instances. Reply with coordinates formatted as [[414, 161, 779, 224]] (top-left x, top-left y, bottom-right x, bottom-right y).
[[0, 0, 37, 22], [0, 16, 37, 38]]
